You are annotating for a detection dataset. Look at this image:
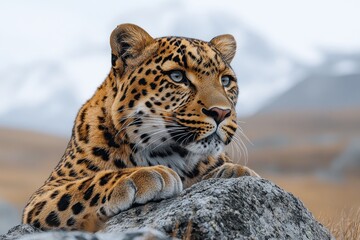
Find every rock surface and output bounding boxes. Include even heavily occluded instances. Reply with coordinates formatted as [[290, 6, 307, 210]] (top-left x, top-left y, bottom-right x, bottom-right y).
[[0, 177, 334, 240]]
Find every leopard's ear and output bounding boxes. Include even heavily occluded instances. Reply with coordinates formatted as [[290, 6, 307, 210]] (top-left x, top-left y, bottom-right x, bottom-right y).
[[210, 34, 236, 63], [110, 24, 158, 76]]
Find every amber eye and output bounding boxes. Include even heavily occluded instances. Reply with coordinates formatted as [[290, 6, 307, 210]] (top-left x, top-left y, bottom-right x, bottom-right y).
[[169, 70, 185, 83], [221, 76, 232, 87]]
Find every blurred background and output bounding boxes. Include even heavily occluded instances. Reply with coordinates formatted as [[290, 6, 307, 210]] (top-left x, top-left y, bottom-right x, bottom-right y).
[[0, 0, 359, 237]]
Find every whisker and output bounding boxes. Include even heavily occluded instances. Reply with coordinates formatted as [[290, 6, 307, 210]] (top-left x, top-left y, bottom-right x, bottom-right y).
[[233, 134, 249, 165], [237, 126, 253, 146], [225, 130, 249, 165]]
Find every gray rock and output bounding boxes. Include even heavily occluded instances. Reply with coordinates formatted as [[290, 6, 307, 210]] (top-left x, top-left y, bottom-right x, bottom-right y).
[[1, 225, 41, 240], [105, 177, 333, 239], [1, 177, 333, 240]]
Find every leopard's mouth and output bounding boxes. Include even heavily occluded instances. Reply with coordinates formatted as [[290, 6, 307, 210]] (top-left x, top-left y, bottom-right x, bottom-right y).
[[138, 122, 225, 156], [166, 124, 225, 146]]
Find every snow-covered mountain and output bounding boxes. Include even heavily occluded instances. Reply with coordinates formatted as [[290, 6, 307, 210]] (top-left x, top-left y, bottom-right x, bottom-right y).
[[259, 53, 360, 113], [0, 2, 300, 136]]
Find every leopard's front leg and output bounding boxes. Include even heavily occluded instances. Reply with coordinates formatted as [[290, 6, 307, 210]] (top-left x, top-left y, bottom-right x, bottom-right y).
[[23, 165, 182, 232]]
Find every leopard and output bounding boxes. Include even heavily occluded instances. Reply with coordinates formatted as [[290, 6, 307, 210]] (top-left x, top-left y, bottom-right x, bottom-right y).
[[22, 23, 259, 232]]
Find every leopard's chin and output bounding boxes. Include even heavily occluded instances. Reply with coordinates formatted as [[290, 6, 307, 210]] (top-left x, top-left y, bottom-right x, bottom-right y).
[[202, 133, 222, 143], [184, 134, 224, 157]]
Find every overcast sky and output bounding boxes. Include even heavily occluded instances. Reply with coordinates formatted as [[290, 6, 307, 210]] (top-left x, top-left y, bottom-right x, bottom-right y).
[[225, 0, 360, 62], [1, 0, 359, 63]]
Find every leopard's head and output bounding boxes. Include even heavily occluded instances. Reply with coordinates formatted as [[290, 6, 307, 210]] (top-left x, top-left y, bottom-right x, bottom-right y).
[[110, 24, 238, 157]]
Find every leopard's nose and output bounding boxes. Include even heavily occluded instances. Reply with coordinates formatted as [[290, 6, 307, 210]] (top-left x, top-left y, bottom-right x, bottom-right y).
[[202, 107, 231, 125]]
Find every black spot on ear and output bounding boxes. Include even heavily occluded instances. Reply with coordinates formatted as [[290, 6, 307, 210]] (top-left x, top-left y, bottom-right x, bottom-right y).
[[45, 211, 61, 227], [119, 41, 131, 60], [111, 54, 118, 67]]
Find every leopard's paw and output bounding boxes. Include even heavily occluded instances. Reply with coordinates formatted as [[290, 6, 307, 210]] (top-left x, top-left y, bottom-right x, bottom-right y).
[[129, 165, 183, 204], [204, 163, 260, 179]]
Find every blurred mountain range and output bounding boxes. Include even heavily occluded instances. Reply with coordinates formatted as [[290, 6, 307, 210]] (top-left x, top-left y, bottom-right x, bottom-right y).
[[237, 53, 360, 178], [260, 53, 360, 113]]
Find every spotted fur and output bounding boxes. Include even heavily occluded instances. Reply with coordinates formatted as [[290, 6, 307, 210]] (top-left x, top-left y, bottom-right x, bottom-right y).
[[22, 24, 259, 232]]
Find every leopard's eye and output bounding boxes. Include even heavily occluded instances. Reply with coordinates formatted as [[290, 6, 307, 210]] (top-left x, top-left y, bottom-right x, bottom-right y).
[[169, 70, 185, 83], [221, 75, 232, 87]]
